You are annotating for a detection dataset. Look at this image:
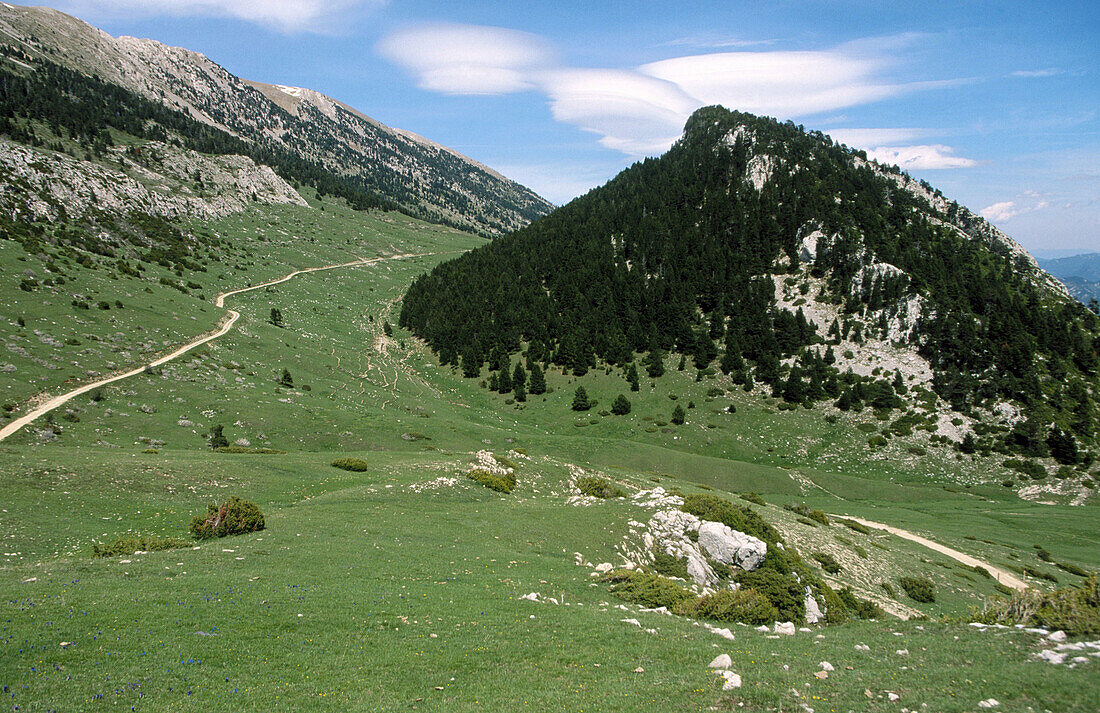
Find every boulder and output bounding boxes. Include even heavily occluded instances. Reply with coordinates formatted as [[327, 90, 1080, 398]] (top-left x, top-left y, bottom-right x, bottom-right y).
[[698, 521, 767, 571], [774, 622, 796, 636], [709, 654, 732, 669], [804, 588, 822, 624], [717, 670, 742, 689]]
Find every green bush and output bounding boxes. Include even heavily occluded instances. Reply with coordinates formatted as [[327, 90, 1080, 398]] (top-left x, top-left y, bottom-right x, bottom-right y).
[[736, 569, 805, 622], [467, 468, 516, 493], [93, 534, 189, 557], [740, 491, 766, 506], [492, 454, 519, 470], [1056, 561, 1089, 577], [213, 446, 286, 454], [838, 519, 871, 535], [651, 549, 690, 580], [331, 457, 369, 472], [189, 496, 265, 540], [813, 552, 842, 574], [975, 575, 1099, 637], [837, 587, 884, 619], [577, 476, 625, 499], [692, 588, 778, 625], [899, 576, 936, 603], [602, 569, 696, 610], [784, 503, 828, 525], [682, 494, 780, 544]]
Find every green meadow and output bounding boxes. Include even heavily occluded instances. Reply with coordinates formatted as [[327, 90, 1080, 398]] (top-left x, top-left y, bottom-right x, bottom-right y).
[[2, 198, 1098, 711]]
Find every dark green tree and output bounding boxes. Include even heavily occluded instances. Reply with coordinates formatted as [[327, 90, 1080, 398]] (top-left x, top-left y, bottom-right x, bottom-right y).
[[528, 363, 547, 395], [572, 386, 592, 411], [671, 404, 686, 425], [279, 368, 294, 388], [269, 307, 283, 327], [208, 424, 228, 450], [626, 362, 640, 392], [611, 394, 632, 415]]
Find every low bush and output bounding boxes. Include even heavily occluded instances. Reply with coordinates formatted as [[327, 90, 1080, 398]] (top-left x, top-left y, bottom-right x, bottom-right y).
[[740, 491, 766, 506], [813, 552, 842, 574], [492, 454, 519, 470], [692, 588, 778, 625], [1056, 561, 1089, 577], [577, 476, 625, 499], [331, 457, 369, 472], [93, 534, 189, 557], [837, 587, 884, 619], [213, 446, 286, 454], [1024, 565, 1059, 583], [602, 569, 696, 610], [467, 468, 517, 493], [651, 548, 690, 580], [736, 569, 805, 623], [838, 519, 871, 535], [784, 503, 828, 525], [899, 576, 936, 603], [189, 496, 265, 539], [974, 575, 1099, 636]]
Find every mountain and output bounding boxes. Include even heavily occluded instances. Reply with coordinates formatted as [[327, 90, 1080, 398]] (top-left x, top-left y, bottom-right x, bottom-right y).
[[402, 106, 1099, 466], [0, 4, 552, 236], [1040, 253, 1100, 305]]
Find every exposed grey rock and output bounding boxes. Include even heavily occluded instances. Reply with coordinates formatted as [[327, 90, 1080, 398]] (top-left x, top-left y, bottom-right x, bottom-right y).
[[698, 521, 767, 571], [709, 654, 732, 669]]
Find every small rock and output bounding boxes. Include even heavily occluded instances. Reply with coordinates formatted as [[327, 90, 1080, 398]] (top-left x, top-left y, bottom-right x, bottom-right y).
[[855, 644, 871, 651], [1048, 631, 1067, 643], [709, 654, 732, 669], [1036, 650, 1067, 664], [775, 622, 796, 636], [755, 625, 770, 633], [594, 562, 614, 573], [820, 661, 834, 671], [895, 649, 909, 656], [978, 700, 1000, 709], [718, 670, 742, 689], [888, 692, 900, 701], [59, 642, 73, 648], [814, 671, 829, 680], [633, 667, 645, 673]]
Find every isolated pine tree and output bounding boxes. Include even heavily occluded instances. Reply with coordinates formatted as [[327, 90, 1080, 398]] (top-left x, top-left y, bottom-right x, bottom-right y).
[[528, 363, 546, 395], [279, 368, 294, 387], [269, 307, 283, 327], [208, 424, 228, 450], [572, 386, 592, 411], [611, 394, 632, 415], [671, 404, 686, 425], [626, 363, 640, 391]]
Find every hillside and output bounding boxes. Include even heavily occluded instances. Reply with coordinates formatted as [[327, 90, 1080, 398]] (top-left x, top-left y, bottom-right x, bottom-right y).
[[0, 4, 553, 235], [402, 106, 1100, 501], [1041, 253, 1100, 306]]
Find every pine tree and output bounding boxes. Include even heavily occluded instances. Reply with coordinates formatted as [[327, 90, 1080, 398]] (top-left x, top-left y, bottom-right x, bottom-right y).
[[383, 321, 393, 337], [279, 368, 294, 387], [671, 404, 686, 425], [626, 363, 640, 392], [892, 371, 908, 395], [514, 381, 526, 403], [512, 363, 527, 391], [528, 363, 546, 395], [498, 361, 512, 393], [208, 424, 228, 450], [644, 349, 666, 378], [572, 386, 592, 411], [835, 389, 852, 412], [488, 372, 499, 391], [461, 348, 481, 378], [959, 432, 977, 454], [269, 307, 283, 327], [611, 394, 632, 415]]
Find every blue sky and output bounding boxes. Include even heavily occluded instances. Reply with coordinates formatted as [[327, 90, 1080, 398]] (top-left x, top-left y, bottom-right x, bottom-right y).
[[29, 1, 1100, 254]]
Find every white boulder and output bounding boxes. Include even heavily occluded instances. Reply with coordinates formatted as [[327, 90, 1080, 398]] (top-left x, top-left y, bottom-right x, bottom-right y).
[[709, 654, 732, 669], [698, 521, 767, 571], [774, 622, 796, 636], [805, 589, 822, 624], [717, 670, 742, 689]]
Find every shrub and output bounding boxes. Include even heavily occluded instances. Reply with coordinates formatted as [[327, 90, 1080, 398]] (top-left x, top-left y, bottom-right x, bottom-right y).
[[838, 519, 871, 535], [682, 494, 781, 544], [213, 446, 286, 454], [1056, 561, 1089, 577], [837, 587, 884, 619], [602, 569, 696, 610], [671, 404, 686, 425], [868, 435, 888, 447], [331, 457, 369, 472], [881, 581, 896, 598], [813, 552, 842, 574], [577, 475, 625, 499], [611, 394, 632, 415], [189, 496, 265, 539], [467, 468, 516, 493], [736, 569, 805, 622], [693, 588, 778, 625], [899, 576, 936, 603], [974, 575, 1099, 637], [740, 491, 766, 506], [784, 503, 829, 525], [93, 534, 189, 557], [651, 548, 690, 580], [492, 454, 519, 470]]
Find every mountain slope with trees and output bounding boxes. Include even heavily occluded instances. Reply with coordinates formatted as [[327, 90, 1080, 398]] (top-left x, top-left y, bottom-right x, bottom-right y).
[[402, 106, 1100, 476]]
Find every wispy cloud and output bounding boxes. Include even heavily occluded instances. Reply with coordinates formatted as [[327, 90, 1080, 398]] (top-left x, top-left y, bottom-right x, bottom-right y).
[[378, 23, 964, 158], [1011, 68, 1063, 78], [655, 35, 777, 49], [377, 24, 555, 95], [824, 128, 975, 170], [981, 193, 1051, 222], [58, 0, 382, 32]]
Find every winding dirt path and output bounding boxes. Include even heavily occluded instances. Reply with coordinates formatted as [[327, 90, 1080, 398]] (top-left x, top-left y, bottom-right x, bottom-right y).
[[0, 252, 427, 443], [835, 515, 1029, 591]]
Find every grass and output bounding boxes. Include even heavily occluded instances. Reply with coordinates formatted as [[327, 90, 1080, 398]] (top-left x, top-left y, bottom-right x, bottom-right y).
[[2, 193, 1099, 711]]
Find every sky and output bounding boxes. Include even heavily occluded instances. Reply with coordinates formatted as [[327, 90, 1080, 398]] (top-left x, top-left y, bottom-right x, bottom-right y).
[[25, 0, 1100, 254]]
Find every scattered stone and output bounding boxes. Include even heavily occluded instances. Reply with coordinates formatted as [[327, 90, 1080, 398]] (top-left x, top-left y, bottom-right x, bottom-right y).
[[59, 642, 72, 648], [888, 692, 900, 702], [895, 649, 909, 656], [756, 625, 770, 633], [698, 520, 767, 571], [633, 667, 645, 673], [594, 562, 614, 573], [709, 654, 732, 669], [1036, 650, 1067, 665], [978, 699, 1000, 709], [855, 644, 870, 651], [718, 670, 742, 689], [775, 622, 796, 636], [1048, 631, 1067, 643], [819, 661, 834, 671]]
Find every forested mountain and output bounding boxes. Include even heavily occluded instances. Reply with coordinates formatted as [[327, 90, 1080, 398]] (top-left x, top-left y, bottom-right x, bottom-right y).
[[402, 106, 1100, 466], [1040, 253, 1100, 306], [0, 4, 552, 236]]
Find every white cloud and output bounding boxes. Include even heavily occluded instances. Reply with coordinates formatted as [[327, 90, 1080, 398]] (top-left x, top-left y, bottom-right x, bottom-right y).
[[981, 201, 1019, 221], [1012, 68, 1063, 78], [59, 0, 380, 32], [377, 24, 554, 95], [865, 144, 977, 170], [377, 23, 965, 158]]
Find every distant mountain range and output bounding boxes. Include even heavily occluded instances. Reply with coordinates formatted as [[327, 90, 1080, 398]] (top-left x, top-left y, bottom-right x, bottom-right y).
[[0, 4, 553, 236], [1039, 253, 1100, 305]]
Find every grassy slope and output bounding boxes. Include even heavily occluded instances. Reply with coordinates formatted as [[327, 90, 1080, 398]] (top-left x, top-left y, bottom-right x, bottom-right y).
[[1, 196, 1098, 712]]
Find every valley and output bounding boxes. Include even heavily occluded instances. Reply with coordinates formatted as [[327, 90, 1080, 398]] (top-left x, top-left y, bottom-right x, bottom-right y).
[[0, 5, 1098, 712]]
